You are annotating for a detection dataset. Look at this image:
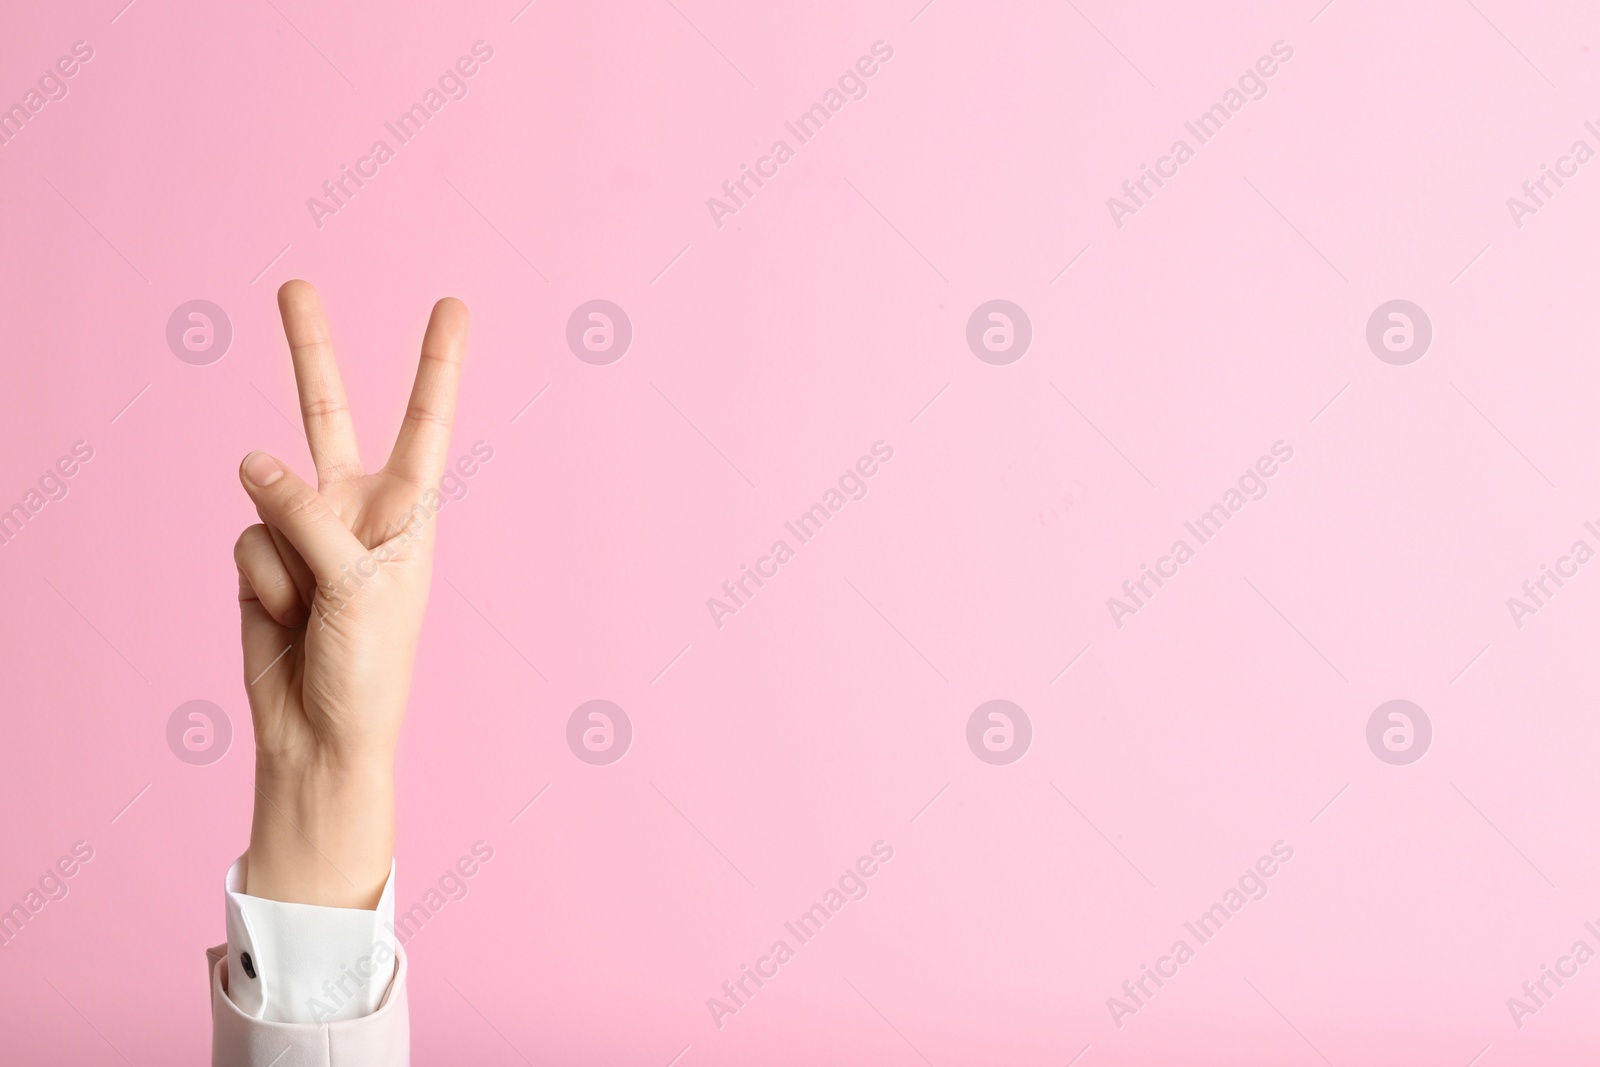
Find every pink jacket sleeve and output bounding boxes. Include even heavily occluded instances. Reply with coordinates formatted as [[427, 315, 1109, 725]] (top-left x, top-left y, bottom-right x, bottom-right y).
[[208, 942, 410, 1066]]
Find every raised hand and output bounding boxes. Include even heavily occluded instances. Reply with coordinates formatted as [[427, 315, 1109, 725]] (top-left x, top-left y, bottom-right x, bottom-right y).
[[232, 280, 468, 908]]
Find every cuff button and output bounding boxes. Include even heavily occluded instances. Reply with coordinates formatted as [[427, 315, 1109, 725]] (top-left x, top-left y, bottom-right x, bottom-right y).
[[240, 952, 257, 980]]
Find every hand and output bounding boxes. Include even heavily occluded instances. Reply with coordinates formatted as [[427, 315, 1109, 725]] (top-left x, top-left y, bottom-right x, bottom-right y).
[[232, 280, 468, 908]]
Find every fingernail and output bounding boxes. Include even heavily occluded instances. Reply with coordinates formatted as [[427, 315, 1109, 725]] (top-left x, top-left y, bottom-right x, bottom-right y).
[[242, 452, 285, 488]]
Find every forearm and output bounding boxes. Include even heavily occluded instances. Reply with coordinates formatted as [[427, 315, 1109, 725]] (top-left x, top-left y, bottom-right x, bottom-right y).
[[246, 755, 396, 910]]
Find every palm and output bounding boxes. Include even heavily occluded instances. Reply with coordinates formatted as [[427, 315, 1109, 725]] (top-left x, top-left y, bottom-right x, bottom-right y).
[[236, 282, 467, 769], [323, 472, 434, 556]]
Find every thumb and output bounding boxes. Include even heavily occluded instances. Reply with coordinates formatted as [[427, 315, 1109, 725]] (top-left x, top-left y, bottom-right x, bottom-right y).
[[239, 452, 363, 582]]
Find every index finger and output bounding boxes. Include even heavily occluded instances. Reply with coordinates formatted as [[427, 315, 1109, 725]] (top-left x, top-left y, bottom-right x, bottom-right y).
[[386, 297, 469, 490], [279, 280, 363, 486]]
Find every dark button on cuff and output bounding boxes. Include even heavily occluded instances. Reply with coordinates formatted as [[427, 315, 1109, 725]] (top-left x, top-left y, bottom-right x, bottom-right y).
[[240, 951, 257, 980]]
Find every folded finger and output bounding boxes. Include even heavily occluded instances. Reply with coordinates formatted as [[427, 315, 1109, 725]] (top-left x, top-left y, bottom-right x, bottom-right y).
[[235, 524, 305, 628], [238, 451, 363, 582], [259, 515, 315, 605]]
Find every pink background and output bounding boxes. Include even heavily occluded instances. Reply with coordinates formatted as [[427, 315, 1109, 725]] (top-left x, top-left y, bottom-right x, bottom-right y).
[[4, 0, 1600, 1063]]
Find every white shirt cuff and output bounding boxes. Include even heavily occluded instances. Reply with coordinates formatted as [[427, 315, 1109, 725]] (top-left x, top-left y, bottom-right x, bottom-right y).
[[223, 854, 398, 1024]]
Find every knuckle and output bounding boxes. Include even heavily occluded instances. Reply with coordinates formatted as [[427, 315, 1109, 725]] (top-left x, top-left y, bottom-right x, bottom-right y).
[[301, 397, 349, 420], [233, 524, 268, 563], [279, 487, 324, 525], [316, 459, 364, 483], [405, 401, 452, 428], [418, 348, 461, 367]]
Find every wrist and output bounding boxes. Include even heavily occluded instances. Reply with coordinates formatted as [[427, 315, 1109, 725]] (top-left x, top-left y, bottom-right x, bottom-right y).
[[246, 755, 396, 909]]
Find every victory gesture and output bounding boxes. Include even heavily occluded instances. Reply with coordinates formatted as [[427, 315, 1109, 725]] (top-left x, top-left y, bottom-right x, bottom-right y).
[[232, 280, 468, 909]]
